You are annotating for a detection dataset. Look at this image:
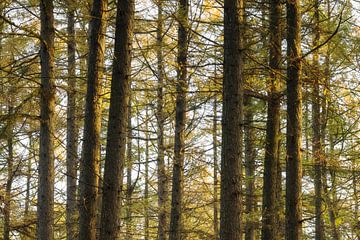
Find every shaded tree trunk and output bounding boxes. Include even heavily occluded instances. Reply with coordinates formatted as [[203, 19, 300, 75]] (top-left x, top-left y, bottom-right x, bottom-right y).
[[99, 0, 134, 238], [66, 3, 78, 239], [156, 1, 168, 239], [213, 97, 219, 240], [38, 0, 56, 239], [312, 1, 324, 239], [244, 96, 256, 240], [261, 0, 282, 239], [78, 0, 107, 239], [169, 0, 189, 239], [285, 1, 303, 239], [220, 0, 244, 239]]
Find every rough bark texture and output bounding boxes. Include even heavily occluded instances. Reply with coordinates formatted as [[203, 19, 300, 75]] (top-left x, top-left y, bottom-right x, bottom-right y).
[[213, 98, 219, 240], [285, 0, 303, 239], [38, 0, 56, 239], [156, 2, 168, 239], [220, 0, 244, 239], [99, 0, 134, 238], [78, 0, 107, 239], [168, 0, 188, 239], [261, 0, 282, 239], [66, 3, 78, 239], [312, 1, 324, 239], [244, 97, 256, 240]]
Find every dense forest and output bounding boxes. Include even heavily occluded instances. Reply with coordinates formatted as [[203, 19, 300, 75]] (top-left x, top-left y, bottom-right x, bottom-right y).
[[0, 0, 359, 239]]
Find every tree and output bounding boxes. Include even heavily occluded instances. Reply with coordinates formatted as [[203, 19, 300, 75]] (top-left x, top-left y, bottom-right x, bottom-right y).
[[78, 0, 107, 239], [285, 0, 303, 239], [220, 0, 244, 239], [37, 0, 56, 239], [169, 0, 189, 239], [99, 0, 134, 238]]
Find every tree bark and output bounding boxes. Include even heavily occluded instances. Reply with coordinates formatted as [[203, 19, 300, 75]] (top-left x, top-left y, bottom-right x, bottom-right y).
[[66, 2, 78, 239], [78, 0, 107, 239], [285, 1, 303, 239], [156, 1, 168, 239], [312, 1, 324, 239], [145, 107, 150, 240], [261, 0, 282, 239], [99, 0, 134, 238], [169, 0, 189, 239], [38, 0, 56, 239], [244, 96, 256, 240], [220, 0, 244, 239]]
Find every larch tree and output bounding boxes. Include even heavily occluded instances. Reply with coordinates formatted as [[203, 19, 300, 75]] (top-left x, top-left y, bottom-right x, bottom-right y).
[[285, 0, 303, 239], [37, 0, 56, 239], [78, 0, 107, 239], [220, 0, 245, 239], [261, 0, 282, 239], [66, 1, 78, 239], [99, 0, 134, 238], [169, 0, 189, 239]]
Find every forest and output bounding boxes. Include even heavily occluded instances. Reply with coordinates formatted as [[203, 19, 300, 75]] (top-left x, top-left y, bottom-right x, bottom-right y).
[[0, 0, 359, 239]]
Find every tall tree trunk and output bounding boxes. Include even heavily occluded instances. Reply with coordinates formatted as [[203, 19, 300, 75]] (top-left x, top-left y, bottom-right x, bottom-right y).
[[156, 1, 168, 239], [38, 0, 56, 239], [285, 1, 303, 239], [4, 106, 14, 240], [244, 96, 256, 240], [261, 0, 282, 239], [99, 0, 134, 238], [66, 2, 78, 239], [169, 0, 189, 239], [78, 0, 107, 239], [126, 101, 133, 240], [144, 107, 150, 240], [312, 1, 324, 239], [213, 97, 219, 240], [220, 0, 244, 239]]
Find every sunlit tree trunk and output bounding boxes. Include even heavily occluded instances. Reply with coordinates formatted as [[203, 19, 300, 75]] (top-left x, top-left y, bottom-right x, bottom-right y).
[[169, 0, 189, 239], [38, 0, 56, 239], [220, 0, 244, 239], [99, 1, 134, 238], [285, 0, 303, 239], [78, 0, 107, 239], [66, 2, 78, 239]]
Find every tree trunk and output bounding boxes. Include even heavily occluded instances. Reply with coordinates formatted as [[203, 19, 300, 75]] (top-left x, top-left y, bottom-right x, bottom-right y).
[[66, 3, 78, 239], [285, 1, 303, 239], [78, 0, 107, 239], [99, 0, 134, 238], [145, 107, 150, 240], [156, 1, 168, 239], [261, 0, 282, 239], [169, 0, 189, 239], [312, 1, 324, 239], [244, 96, 256, 240], [38, 0, 56, 239], [213, 97, 219, 240], [220, 0, 244, 239]]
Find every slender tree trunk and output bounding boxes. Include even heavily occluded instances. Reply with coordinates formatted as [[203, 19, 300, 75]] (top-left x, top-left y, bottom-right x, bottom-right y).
[[213, 97, 219, 240], [169, 0, 189, 239], [78, 0, 107, 239], [4, 106, 14, 240], [261, 0, 282, 239], [244, 96, 256, 240], [66, 3, 78, 239], [99, 0, 134, 238], [156, 1, 168, 239], [312, 1, 324, 239], [126, 101, 133, 240], [220, 0, 244, 239], [285, 1, 303, 239], [38, 0, 56, 239], [145, 107, 150, 240]]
